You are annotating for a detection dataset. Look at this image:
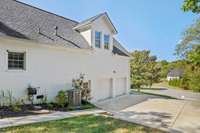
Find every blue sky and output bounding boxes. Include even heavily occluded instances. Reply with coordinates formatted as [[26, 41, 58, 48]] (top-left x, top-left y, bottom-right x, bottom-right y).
[[19, 0, 198, 61]]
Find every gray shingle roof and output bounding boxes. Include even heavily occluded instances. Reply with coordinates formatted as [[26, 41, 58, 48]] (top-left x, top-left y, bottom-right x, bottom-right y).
[[0, 0, 90, 49], [167, 69, 184, 77], [0, 0, 129, 56], [74, 13, 105, 28], [113, 39, 130, 56]]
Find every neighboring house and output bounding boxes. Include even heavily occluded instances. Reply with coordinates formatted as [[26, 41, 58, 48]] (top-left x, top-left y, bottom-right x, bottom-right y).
[[167, 69, 184, 81], [0, 0, 130, 102]]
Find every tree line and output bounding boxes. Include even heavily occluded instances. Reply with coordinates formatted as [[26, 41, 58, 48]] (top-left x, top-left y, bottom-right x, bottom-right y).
[[130, 0, 200, 92]]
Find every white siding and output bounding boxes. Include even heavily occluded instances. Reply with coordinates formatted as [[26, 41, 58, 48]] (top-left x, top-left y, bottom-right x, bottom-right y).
[[0, 37, 130, 102], [92, 78, 112, 101], [115, 77, 127, 96], [167, 76, 180, 81], [80, 29, 92, 46], [92, 17, 114, 52], [79, 16, 114, 52]]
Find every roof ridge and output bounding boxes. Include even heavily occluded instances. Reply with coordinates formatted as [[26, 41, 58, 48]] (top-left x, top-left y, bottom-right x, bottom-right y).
[[15, 0, 79, 24], [74, 12, 118, 34], [78, 12, 106, 24]]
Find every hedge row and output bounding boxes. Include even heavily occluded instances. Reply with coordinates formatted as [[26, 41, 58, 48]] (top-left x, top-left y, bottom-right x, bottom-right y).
[[168, 79, 181, 87]]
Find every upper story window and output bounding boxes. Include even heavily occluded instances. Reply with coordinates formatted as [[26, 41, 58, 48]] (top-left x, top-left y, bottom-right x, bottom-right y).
[[8, 51, 25, 70], [104, 35, 110, 49], [95, 31, 101, 48]]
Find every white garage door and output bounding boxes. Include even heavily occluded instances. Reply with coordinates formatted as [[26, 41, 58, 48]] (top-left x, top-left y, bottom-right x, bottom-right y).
[[93, 78, 112, 101], [115, 77, 127, 96]]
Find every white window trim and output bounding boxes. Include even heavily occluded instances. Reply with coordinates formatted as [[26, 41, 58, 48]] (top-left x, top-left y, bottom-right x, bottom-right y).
[[95, 31, 101, 48], [104, 34, 110, 50], [5, 50, 27, 72]]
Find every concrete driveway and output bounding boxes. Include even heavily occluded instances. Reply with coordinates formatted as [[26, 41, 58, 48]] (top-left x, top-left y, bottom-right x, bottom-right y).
[[95, 93, 200, 133]]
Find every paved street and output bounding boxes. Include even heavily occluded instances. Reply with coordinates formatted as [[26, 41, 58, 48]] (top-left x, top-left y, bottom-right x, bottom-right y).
[[141, 87, 200, 101], [95, 93, 200, 133]]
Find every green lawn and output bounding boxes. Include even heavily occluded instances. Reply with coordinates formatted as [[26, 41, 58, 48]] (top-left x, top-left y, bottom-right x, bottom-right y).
[[0, 115, 164, 133]]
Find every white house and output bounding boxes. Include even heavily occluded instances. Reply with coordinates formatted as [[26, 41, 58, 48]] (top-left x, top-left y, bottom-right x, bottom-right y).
[[0, 0, 130, 102], [167, 69, 184, 81]]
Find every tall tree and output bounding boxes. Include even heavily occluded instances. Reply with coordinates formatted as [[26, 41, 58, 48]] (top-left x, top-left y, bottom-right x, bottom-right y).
[[182, 0, 200, 13], [146, 60, 161, 88], [130, 50, 160, 90], [187, 45, 200, 67], [157, 60, 169, 78], [175, 18, 200, 57], [175, 6, 200, 91], [130, 51, 148, 89], [185, 44, 200, 92]]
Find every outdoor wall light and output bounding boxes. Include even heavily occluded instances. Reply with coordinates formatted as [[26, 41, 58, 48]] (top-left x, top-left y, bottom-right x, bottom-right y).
[[113, 70, 116, 74]]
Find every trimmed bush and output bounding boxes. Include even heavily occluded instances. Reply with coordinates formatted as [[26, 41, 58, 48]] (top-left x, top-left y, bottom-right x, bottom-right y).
[[168, 79, 181, 87], [55, 90, 68, 108]]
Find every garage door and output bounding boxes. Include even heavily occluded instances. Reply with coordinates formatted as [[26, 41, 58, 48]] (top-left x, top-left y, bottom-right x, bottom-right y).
[[115, 77, 127, 96], [93, 78, 112, 101]]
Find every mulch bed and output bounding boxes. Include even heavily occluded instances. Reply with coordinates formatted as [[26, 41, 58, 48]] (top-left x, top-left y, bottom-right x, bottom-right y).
[[0, 101, 94, 119], [98, 112, 114, 116], [0, 104, 51, 119]]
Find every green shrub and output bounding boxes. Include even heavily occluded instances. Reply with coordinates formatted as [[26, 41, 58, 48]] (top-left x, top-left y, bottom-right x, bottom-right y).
[[0, 90, 6, 107], [55, 90, 68, 108], [7, 89, 13, 106], [47, 103, 54, 110], [12, 100, 22, 112], [168, 75, 200, 92], [180, 76, 190, 90], [188, 73, 200, 92], [168, 79, 181, 87]]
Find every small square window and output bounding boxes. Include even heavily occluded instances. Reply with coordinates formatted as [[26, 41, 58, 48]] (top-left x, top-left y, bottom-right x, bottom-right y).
[[8, 51, 25, 70], [104, 35, 110, 49], [95, 31, 101, 48]]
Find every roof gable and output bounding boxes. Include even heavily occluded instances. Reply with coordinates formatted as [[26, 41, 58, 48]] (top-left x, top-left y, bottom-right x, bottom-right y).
[[0, 0, 129, 56], [74, 13, 118, 34]]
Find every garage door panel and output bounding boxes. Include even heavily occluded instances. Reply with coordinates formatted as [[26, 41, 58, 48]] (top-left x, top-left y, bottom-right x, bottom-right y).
[[92, 78, 112, 101], [115, 77, 126, 96]]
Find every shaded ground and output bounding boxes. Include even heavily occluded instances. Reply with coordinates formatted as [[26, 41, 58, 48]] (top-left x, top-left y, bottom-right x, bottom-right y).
[[0, 115, 164, 133], [95, 93, 200, 133]]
